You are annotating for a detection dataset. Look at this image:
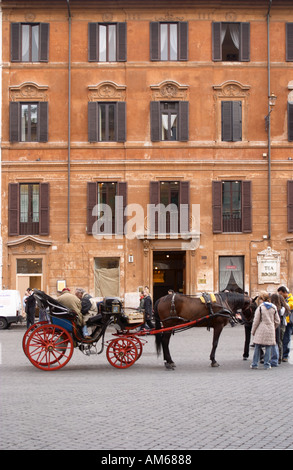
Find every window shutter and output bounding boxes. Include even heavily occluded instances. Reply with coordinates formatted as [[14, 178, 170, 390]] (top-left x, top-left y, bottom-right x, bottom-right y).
[[39, 183, 50, 235], [180, 181, 190, 232], [39, 102, 48, 142], [117, 182, 127, 235], [242, 181, 252, 233], [212, 22, 222, 61], [212, 181, 223, 233], [8, 183, 19, 236], [221, 101, 232, 141], [88, 23, 98, 61], [117, 102, 126, 142], [150, 101, 160, 141], [178, 101, 189, 141], [240, 23, 250, 61], [39, 23, 49, 62], [288, 102, 293, 141], [150, 22, 160, 61], [11, 23, 21, 62], [286, 23, 293, 61], [178, 22, 188, 61], [117, 23, 127, 61], [87, 182, 97, 234], [288, 180, 293, 232], [150, 181, 160, 234], [88, 102, 97, 142], [232, 101, 242, 141], [10, 102, 20, 142]]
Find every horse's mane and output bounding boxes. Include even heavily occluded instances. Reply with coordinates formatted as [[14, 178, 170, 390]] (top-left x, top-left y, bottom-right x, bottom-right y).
[[217, 291, 247, 309]]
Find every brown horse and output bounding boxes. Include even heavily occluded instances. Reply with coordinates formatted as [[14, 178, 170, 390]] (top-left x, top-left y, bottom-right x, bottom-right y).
[[154, 292, 257, 370]]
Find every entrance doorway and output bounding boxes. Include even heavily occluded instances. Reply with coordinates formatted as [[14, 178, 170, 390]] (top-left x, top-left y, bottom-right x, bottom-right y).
[[153, 251, 185, 303]]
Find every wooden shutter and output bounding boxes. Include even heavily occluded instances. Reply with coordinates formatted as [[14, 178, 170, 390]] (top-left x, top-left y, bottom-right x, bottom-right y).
[[117, 23, 127, 61], [232, 101, 242, 141], [39, 102, 48, 142], [8, 183, 19, 236], [150, 22, 160, 61], [178, 101, 189, 141], [39, 23, 49, 62], [116, 182, 127, 235], [87, 182, 97, 234], [11, 23, 21, 62], [242, 181, 252, 233], [212, 181, 223, 233], [39, 183, 50, 235], [240, 23, 250, 61], [221, 101, 232, 141], [288, 180, 293, 232], [288, 102, 293, 141], [150, 101, 160, 141], [150, 181, 160, 233], [88, 102, 97, 142], [178, 22, 188, 61], [180, 181, 190, 232], [10, 102, 20, 142], [286, 23, 293, 61], [88, 23, 97, 61], [117, 102, 126, 142], [212, 22, 222, 61]]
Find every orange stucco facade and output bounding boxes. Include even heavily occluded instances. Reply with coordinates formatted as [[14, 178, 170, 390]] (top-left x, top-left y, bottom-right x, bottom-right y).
[[1, 0, 293, 304]]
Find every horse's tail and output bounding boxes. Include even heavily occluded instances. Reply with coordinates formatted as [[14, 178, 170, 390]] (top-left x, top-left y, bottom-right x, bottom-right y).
[[154, 299, 162, 357]]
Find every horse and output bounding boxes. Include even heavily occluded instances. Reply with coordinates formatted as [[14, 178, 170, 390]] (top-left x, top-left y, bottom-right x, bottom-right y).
[[154, 291, 257, 370]]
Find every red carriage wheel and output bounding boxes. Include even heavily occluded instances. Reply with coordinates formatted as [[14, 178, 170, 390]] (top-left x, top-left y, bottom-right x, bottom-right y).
[[26, 323, 74, 371], [106, 337, 138, 369], [22, 321, 49, 356], [129, 336, 143, 360]]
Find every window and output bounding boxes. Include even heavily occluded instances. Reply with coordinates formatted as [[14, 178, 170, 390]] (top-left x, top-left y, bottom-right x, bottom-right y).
[[288, 180, 293, 232], [150, 22, 188, 61], [286, 23, 293, 61], [288, 102, 293, 141], [87, 181, 127, 235], [150, 101, 189, 142], [88, 102, 126, 142], [212, 180, 252, 233], [149, 181, 189, 234], [212, 22, 250, 62], [88, 23, 126, 62], [221, 101, 242, 142], [11, 23, 49, 62], [219, 256, 244, 292], [9, 102, 48, 143], [8, 183, 49, 236]]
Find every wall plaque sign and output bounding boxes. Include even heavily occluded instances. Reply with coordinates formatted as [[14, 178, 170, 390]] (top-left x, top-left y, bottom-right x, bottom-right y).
[[257, 246, 280, 284]]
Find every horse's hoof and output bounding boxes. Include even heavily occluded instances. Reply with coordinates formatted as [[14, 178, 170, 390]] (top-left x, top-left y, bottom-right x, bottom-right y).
[[211, 361, 220, 367], [165, 362, 176, 370]]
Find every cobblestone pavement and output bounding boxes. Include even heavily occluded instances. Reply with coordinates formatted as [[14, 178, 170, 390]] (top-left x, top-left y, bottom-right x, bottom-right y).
[[1, 322, 293, 452]]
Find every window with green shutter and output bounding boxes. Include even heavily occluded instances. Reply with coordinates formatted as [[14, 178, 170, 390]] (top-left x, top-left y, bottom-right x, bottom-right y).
[[221, 101, 242, 142], [212, 22, 250, 62], [11, 23, 49, 62]]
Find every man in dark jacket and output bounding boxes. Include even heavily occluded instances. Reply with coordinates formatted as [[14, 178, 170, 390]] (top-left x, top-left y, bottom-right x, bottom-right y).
[[25, 288, 36, 329]]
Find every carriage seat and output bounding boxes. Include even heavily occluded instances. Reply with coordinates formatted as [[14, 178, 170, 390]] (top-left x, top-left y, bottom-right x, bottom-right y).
[[33, 289, 77, 320]]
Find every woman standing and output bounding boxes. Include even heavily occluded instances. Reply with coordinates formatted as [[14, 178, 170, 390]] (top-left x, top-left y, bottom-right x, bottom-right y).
[[250, 292, 280, 370]]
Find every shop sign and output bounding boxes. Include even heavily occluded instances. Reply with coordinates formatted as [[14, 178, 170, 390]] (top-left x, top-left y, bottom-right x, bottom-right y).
[[257, 246, 280, 284]]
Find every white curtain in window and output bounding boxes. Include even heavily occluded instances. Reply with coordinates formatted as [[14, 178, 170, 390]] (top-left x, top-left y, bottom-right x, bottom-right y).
[[229, 24, 240, 50], [99, 25, 107, 61], [219, 256, 243, 291], [21, 25, 30, 61], [170, 24, 178, 60], [160, 24, 168, 60], [31, 25, 39, 61], [108, 25, 116, 61], [220, 23, 228, 44]]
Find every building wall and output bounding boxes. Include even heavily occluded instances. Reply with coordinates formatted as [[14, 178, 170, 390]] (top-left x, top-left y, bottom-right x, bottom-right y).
[[1, 0, 293, 304]]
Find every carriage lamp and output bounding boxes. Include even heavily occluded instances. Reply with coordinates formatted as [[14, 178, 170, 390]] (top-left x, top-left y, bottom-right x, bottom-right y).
[[112, 300, 121, 314]]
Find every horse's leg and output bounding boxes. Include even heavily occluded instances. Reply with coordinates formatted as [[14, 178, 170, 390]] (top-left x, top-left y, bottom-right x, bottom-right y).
[[162, 332, 176, 370], [210, 322, 225, 367]]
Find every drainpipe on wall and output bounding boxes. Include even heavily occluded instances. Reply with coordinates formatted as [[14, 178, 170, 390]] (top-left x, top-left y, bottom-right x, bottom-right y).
[[0, 1, 2, 289], [66, 0, 71, 243], [267, 0, 272, 240]]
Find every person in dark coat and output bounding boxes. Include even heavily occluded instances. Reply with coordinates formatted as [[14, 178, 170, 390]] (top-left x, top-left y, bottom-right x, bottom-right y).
[[25, 288, 36, 329], [141, 286, 154, 330]]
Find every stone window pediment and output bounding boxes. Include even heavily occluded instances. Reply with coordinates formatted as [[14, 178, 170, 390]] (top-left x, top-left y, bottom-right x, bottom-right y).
[[150, 80, 189, 101], [88, 81, 126, 102], [9, 82, 48, 102]]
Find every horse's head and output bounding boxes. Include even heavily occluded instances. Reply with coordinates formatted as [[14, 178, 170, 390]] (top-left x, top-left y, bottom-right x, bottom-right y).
[[241, 295, 258, 323]]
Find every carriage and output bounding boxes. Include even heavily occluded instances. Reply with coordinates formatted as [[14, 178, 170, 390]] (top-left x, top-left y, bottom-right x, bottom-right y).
[[22, 289, 147, 370], [23, 289, 256, 371]]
